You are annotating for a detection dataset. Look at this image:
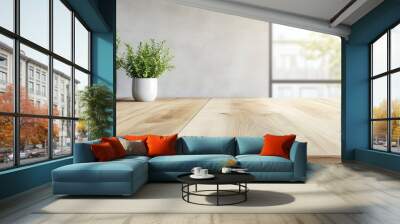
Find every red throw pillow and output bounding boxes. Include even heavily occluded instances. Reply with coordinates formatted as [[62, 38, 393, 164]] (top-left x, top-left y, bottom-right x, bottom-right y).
[[146, 134, 178, 157], [101, 137, 127, 158], [124, 135, 149, 142], [91, 142, 117, 162], [260, 134, 296, 159]]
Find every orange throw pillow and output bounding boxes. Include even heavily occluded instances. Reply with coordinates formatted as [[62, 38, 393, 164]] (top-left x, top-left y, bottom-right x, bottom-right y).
[[260, 134, 296, 159], [91, 142, 117, 162], [124, 135, 149, 142], [146, 134, 178, 157], [101, 137, 127, 158]]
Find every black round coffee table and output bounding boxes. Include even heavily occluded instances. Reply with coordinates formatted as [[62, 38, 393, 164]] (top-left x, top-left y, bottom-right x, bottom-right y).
[[177, 173, 255, 206]]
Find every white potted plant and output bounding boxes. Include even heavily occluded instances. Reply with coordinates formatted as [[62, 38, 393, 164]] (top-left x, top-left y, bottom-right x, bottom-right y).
[[118, 38, 174, 102]]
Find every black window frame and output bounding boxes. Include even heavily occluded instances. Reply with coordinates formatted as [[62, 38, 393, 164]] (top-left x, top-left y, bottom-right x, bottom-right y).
[[0, 0, 92, 171], [370, 21, 400, 154]]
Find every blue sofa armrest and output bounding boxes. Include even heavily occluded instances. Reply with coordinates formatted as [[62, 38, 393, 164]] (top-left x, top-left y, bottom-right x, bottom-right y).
[[73, 140, 100, 163], [289, 141, 307, 182]]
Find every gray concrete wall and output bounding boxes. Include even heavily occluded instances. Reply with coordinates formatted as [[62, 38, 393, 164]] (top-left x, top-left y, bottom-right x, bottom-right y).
[[117, 0, 270, 99]]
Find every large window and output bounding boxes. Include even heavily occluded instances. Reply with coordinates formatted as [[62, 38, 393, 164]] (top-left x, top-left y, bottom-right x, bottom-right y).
[[0, 0, 91, 170], [370, 23, 400, 153], [271, 24, 341, 98]]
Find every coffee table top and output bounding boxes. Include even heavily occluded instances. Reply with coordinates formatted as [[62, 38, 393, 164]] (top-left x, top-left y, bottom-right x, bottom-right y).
[[177, 172, 255, 185]]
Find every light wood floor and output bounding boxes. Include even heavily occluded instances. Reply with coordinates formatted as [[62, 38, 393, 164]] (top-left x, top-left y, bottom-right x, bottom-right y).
[[117, 98, 341, 155], [1, 160, 400, 224]]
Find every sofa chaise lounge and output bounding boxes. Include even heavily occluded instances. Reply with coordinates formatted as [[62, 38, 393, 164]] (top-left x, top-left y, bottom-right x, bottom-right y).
[[52, 136, 307, 196]]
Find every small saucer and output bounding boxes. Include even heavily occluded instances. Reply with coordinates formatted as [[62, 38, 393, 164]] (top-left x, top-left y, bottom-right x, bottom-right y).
[[190, 174, 215, 179]]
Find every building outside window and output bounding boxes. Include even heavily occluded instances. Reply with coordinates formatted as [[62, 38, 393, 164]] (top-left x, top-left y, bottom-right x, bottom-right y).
[[0, 54, 8, 91], [0, 54, 7, 67], [0, 71, 7, 93], [0, 0, 91, 170], [0, 71, 6, 84], [35, 70, 40, 81], [41, 73, 46, 83], [28, 67, 34, 80], [54, 89, 58, 104], [41, 85, 46, 97], [28, 81, 34, 94], [35, 83, 40, 95]]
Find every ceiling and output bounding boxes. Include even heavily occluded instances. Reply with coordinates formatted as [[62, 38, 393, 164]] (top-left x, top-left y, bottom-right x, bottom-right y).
[[171, 0, 384, 37], [227, 0, 353, 24]]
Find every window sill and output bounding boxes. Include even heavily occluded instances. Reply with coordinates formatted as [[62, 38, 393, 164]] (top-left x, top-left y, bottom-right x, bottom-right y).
[[0, 156, 72, 176], [355, 148, 400, 172]]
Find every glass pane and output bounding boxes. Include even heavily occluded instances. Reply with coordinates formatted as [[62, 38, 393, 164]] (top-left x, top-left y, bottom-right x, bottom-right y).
[[0, 116, 13, 170], [391, 72, 400, 118], [20, 117, 49, 165], [372, 77, 387, 119], [75, 18, 89, 70], [53, 59, 72, 117], [0, 0, 14, 31], [75, 120, 88, 143], [391, 120, 400, 153], [20, 0, 49, 49], [272, 83, 340, 98], [391, 24, 400, 70], [74, 69, 89, 118], [372, 121, 388, 151], [53, 0, 72, 60], [20, 44, 49, 115], [0, 35, 14, 112], [372, 33, 387, 76], [272, 24, 341, 80], [53, 119, 72, 157]]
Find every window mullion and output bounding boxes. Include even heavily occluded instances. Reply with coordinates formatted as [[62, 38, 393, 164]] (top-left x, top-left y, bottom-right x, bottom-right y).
[[48, 0, 54, 160], [71, 10, 76, 154], [388, 30, 391, 153], [370, 45, 373, 149], [13, 0, 20, 167]]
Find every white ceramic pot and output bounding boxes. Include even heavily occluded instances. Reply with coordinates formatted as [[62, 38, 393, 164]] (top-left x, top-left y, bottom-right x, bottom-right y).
[[132, 78, 158, 102]]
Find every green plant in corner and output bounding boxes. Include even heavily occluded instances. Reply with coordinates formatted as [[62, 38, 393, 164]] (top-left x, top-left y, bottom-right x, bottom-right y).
[[116, 35, 124, 70], [122, 39, 174, 78], [79, 84, 114, 140]]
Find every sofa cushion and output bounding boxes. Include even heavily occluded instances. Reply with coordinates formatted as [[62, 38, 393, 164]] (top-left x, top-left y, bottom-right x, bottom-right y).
[[236, 155, 293, 172], [91, 142, 118, 161], [73, 140, 100, 163], [53, 159, 147, 183], [260, 134, 296, 159], [101, 137, 127, 158], [236, 137, 263, 155], [124, 135, 149, 141], [119, 138, 147, 156], [147, 134, 178, 157], [116, 155, 150, 163], [149, 154, 235, 172], [177, 136, 236, 155]]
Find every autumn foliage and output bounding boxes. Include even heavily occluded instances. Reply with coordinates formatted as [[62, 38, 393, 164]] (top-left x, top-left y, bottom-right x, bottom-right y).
[[372, 99, 400, 142], [0, 85, 59, 151]]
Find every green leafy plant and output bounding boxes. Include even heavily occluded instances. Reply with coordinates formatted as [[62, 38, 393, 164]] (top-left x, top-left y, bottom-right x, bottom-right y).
[[79, 84, 114, 140], [116, 35, 124, 70], [122, 39, 174, 78]]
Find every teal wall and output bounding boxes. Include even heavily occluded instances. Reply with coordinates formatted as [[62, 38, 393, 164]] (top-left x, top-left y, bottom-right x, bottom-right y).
[[92, 32, 115, 135], [0, 0, 116, 200], [0, 158, 72, 199], [343, 0, 400, 171], [91, 0, 116, 135]]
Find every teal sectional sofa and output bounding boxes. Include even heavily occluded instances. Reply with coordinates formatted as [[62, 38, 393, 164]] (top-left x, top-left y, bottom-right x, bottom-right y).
[[52, 136, 307, 196]]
